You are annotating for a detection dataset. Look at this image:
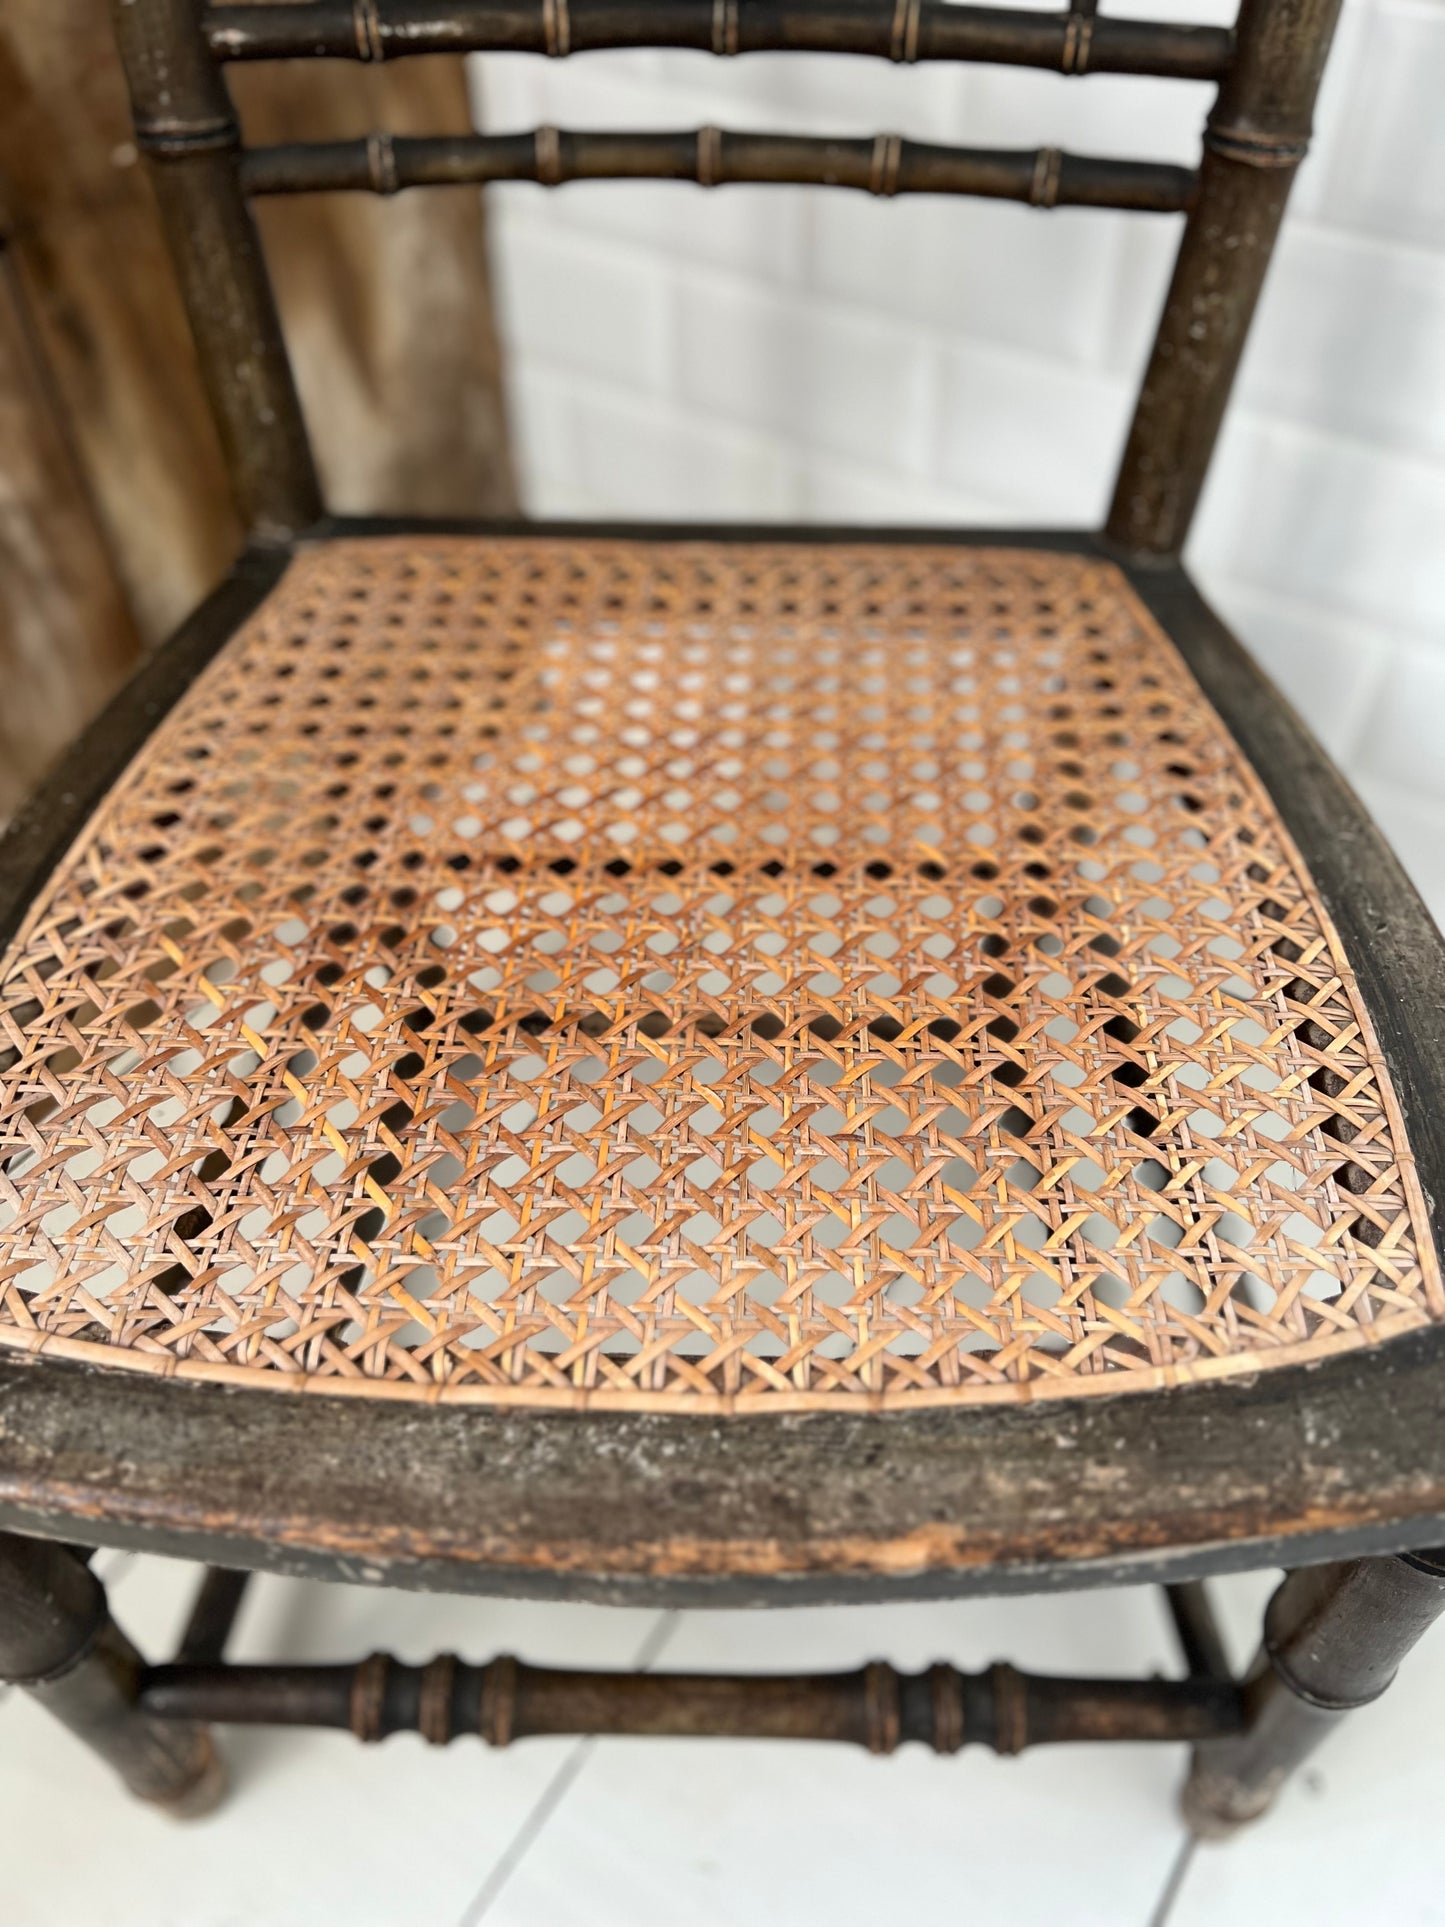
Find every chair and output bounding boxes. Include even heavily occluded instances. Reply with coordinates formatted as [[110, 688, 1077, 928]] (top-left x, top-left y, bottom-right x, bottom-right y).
[[1, 0, 1443, 1842]]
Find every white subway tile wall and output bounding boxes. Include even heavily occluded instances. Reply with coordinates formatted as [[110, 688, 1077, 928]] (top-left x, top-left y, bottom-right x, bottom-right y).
[[470, 0, 1445, 921]]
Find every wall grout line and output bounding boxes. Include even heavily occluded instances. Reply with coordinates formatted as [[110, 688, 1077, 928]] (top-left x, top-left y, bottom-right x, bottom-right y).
[[1196, 568, 1407, 636], [1220, 398, 1445, 487], [1191, 542, 1445, 665], [498, 213, 1139, 405], [1286, 210, 1445, 272]]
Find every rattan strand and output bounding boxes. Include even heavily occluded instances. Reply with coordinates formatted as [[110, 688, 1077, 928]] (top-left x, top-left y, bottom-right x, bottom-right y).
[[0, 540, 1437, 1409]]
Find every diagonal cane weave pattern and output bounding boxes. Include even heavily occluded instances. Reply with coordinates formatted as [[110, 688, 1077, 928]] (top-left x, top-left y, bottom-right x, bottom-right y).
[[0, 539, 1438, 1410]]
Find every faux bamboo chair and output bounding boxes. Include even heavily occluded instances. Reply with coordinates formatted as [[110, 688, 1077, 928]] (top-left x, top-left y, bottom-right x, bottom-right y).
[[2, 0, 1444, 1844]]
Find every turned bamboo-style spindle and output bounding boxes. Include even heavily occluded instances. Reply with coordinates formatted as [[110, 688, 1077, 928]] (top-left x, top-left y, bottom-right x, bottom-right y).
[[1106, 0, 1345, 557]]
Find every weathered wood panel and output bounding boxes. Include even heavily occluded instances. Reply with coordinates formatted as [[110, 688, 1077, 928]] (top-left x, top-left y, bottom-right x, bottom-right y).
[[0, 0, 241, 644], [0, 5, 514, 626], [0, 2, 514, 821], [0, 248, 138, 818], [232, 51, 516, 518]]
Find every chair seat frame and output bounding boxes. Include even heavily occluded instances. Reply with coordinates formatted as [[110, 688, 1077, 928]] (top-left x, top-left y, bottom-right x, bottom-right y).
[[1, 521, 1442, 1611]]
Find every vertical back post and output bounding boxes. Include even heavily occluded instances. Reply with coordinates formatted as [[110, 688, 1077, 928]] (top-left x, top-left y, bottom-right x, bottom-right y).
[[1105, 0, 1344, 558], [109, 0, 320, 540]]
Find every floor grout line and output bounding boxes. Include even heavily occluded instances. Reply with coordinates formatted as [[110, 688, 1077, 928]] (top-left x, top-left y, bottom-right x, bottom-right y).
[[93, 1548, 136, 1590], [1146, 1833, 1199, 1927], [456, 1737, 598, 1927], [455, 1610, 681, 1926]]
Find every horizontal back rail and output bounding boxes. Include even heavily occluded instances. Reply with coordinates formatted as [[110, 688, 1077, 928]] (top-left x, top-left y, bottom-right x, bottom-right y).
[[240, 127, 1196, 213], [206, 0, 1233, 83]]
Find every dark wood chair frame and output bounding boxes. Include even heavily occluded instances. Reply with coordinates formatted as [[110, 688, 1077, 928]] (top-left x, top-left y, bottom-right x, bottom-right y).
[[2, 0, 1445, 1846]]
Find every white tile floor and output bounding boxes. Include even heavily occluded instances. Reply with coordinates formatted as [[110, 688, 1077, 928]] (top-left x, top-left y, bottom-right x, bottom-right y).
[[1, 1550, 1441, 1926]]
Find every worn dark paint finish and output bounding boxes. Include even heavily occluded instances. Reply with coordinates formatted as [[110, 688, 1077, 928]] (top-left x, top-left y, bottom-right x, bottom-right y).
[[240, 129, 1195, 214], [139, 1655, 1243, 1752], [3, 1325, 1445, 1607], [1164, 1580, 1233, 1683], [314, 515, 1098, 548], [1183, 1552, 1445, 1834], [1105, 150, 1294, 555], [0, 1529, 107, 1681], [1107, 0, 1345, 554], [175, 1567, 253, 1665], [108, 0, 321, 539], [206, 1, 1233, 81], [0, 527, 1443, 1606]]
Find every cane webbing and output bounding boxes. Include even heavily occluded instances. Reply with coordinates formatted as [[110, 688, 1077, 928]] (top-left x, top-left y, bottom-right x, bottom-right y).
[[0, 539, 1437, 1409]]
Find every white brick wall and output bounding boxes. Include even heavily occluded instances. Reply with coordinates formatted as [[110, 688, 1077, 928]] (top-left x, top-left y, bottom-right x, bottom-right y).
[[470, 0, 1445, 918]]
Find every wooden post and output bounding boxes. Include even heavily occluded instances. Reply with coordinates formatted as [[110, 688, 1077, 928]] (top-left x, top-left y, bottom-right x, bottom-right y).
[[1183, 1550, 1445, 1837], [108, 0, 321, 540], [1164, 1580, 1233, 1684], [0, 1532, 224, 1814], [176, 1567, 253, 1665], [1104, 0, 1345, 559]]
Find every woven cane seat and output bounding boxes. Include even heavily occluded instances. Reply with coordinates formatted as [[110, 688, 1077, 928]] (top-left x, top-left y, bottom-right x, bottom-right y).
[[0, 537, 1437, 1412]]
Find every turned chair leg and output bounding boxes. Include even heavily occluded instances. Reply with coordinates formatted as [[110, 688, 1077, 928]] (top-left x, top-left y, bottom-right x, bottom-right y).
[[1183, 1549, 1445, 1838], [0, 1531, 224, 1816]]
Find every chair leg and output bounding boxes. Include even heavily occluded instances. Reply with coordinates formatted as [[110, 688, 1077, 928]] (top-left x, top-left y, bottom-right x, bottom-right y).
[[0, 1531, 224, 1816], [1182, 1548, 1445, 1838]]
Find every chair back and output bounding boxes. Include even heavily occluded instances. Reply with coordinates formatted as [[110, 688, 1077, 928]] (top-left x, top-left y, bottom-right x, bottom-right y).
[[110, 0, 1345, 553]]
